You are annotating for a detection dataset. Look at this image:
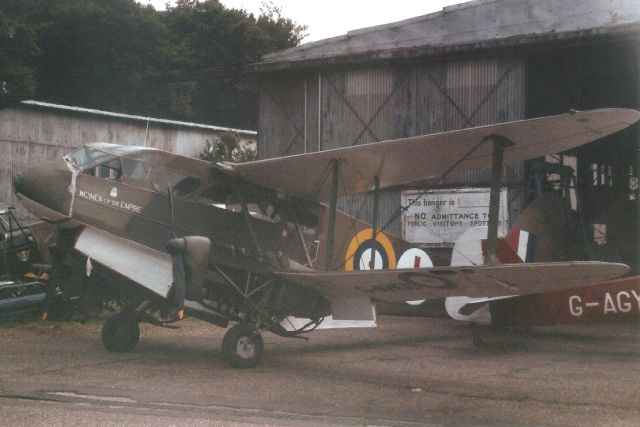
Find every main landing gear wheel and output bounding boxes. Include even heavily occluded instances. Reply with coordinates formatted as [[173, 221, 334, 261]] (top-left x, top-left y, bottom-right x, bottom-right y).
[[221, 323, 264, 369], [101, 309, 140, 353]]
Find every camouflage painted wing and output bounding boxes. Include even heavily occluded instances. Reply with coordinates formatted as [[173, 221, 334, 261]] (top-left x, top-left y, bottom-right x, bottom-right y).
[[228, 109, 639, 201], [275, 261, 629, 303]]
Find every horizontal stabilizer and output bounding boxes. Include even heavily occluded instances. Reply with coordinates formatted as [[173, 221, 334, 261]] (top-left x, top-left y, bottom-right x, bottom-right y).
[[444, 295, 513, 323]]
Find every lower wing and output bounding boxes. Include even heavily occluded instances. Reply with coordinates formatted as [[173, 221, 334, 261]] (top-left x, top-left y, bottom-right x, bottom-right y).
[[276, 262, 629, 303]]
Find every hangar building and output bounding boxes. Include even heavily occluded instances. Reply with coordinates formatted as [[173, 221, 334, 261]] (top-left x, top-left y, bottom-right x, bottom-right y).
[[0, 100, 256, 221], [248, 0, 640, 271]]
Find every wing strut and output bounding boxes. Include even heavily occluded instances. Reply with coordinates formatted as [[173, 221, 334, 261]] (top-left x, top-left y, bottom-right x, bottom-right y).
[[238, 191, 265, 262], [324, 159, 340, 270], [484, 134, 513, 265], [370, 175, 380, 267]]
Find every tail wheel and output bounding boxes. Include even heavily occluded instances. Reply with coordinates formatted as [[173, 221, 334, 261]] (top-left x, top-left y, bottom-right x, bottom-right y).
[[101, 309, 140, 352], [221, 323, 264, 369]]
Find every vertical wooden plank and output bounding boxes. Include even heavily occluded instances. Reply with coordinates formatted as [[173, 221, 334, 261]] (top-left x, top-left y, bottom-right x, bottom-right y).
[[258, 76, 306, 159], [391, 65, 416, 139], [10, 141, 30, 221], [0, 141, 12, 204], [416, 62, 445, 135], [305, 72, 320, 153]]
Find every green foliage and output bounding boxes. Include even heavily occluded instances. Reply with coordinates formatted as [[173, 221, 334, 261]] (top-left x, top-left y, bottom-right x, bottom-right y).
[[199, 130, 257, 163], [35, 0, 172, 115], [0, 0, 305, 128], [163, 0, 306, 128], [0, 2, 41, 98]]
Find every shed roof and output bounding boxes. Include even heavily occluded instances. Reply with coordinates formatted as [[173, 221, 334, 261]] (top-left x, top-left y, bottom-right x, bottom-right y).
[[17, 100, 257, 137], [251, 0, 640, 72]]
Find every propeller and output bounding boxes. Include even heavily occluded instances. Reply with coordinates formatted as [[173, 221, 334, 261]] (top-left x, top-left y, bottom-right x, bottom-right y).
[[166, 237, 186, 318], [165, 186, 211, 319]]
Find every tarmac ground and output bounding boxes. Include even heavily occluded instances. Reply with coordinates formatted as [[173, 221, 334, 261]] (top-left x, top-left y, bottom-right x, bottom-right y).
[[0, 313, 638, 426]]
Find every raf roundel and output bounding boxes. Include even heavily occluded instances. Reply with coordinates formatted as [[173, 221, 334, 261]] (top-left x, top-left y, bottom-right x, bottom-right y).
[[397, 248, 433, 306], [345, 229, 397, 271]]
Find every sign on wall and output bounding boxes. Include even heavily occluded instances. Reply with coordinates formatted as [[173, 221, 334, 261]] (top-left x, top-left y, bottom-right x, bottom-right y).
[[401, 188, 509, 246]]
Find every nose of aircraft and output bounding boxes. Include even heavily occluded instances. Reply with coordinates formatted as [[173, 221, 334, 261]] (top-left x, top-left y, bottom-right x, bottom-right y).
[[13, 168, 38, 201], [13, 161, 73, 217]]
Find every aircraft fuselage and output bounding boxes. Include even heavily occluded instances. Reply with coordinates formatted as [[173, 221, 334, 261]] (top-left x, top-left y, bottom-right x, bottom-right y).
[[14, 143, 327, 324]]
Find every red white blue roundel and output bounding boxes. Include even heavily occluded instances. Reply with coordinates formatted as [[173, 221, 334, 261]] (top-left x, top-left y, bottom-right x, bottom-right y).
[[345, 229, 397, 271], [397, 248, 433, 269], [398, 248, 433, 306], [354, 240, 388, 270]]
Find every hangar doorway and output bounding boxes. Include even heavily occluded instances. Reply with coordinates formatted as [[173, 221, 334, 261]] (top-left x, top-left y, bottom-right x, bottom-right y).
[[527, 37, 639, 273]]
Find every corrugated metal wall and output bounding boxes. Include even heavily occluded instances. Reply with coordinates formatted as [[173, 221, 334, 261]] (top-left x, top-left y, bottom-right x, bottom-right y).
[[258, 56, 526, 237], [258, 76, 306, 158]]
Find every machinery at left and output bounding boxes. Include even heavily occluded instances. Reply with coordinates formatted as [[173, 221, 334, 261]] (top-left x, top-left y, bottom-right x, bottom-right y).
[[0, 203, 103, 320], [0, 203, 49, 317]]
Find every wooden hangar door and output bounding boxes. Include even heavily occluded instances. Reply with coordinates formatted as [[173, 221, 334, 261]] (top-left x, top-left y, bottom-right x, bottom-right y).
[[257, 56, 525, 244]]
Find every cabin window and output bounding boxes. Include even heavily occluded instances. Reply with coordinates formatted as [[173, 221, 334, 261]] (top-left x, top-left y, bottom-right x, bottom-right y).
[[197, 184, 234, 209], [68, 147, 158, 185], [97, 158, 122, 179], [151, 167, 201, 197], [121, 158, 152, 182], [68, 147, 115, 171], [197, 187, 278, 220], [68, 147, 125, 181], [245, 202, 280, 223]]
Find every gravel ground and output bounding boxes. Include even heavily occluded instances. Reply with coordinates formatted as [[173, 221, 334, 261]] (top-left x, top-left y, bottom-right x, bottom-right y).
[[0, 314, 638, 426]]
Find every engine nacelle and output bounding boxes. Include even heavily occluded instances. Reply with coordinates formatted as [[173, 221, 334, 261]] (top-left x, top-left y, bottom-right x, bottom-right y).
[[166, 236, 211, 306]]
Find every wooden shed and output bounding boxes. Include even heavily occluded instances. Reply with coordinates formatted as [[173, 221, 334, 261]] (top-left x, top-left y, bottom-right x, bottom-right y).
[[0, 100, 256, 221]]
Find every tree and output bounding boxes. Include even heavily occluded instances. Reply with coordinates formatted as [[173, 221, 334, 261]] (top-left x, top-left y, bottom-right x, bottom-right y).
[[0, 0, 305, 128], [34, 0, 173, 116], [163, 0, 306, 128], [0, 2, 41, 101], [199, 130, 257, 163]]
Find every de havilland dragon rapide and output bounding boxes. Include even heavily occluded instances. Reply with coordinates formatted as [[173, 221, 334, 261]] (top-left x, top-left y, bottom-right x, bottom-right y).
[[13, 108, 639, 368]]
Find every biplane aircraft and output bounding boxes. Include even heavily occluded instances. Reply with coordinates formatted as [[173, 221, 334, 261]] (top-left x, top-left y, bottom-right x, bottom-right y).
[[445, 191, 640, 328], [13, 108, 639, 368]]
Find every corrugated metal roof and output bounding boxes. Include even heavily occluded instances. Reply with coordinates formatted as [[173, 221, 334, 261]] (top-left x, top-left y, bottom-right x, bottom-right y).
[[252, 0, 640, 72], [18, 100, 257, 136]]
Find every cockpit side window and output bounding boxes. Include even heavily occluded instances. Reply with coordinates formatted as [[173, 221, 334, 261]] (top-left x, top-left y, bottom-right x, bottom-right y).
[[198, 185, 284, 224], [121, 158, 152, 182], [68, 147, 115, 171], [68, 147, 155, 184], [69, 147, 201, 196], [126, 152, 161, 165], [97, 158, 122, 179], [151, 167, 202, 197]]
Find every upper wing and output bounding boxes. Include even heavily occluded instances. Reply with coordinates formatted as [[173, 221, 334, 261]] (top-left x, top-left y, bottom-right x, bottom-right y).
[[275, 261, 629, 302], [228, 109, 639, 201]]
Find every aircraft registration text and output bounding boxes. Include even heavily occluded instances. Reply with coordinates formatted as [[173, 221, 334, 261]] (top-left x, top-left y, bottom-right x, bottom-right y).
[[569, 290, 640, 316]]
